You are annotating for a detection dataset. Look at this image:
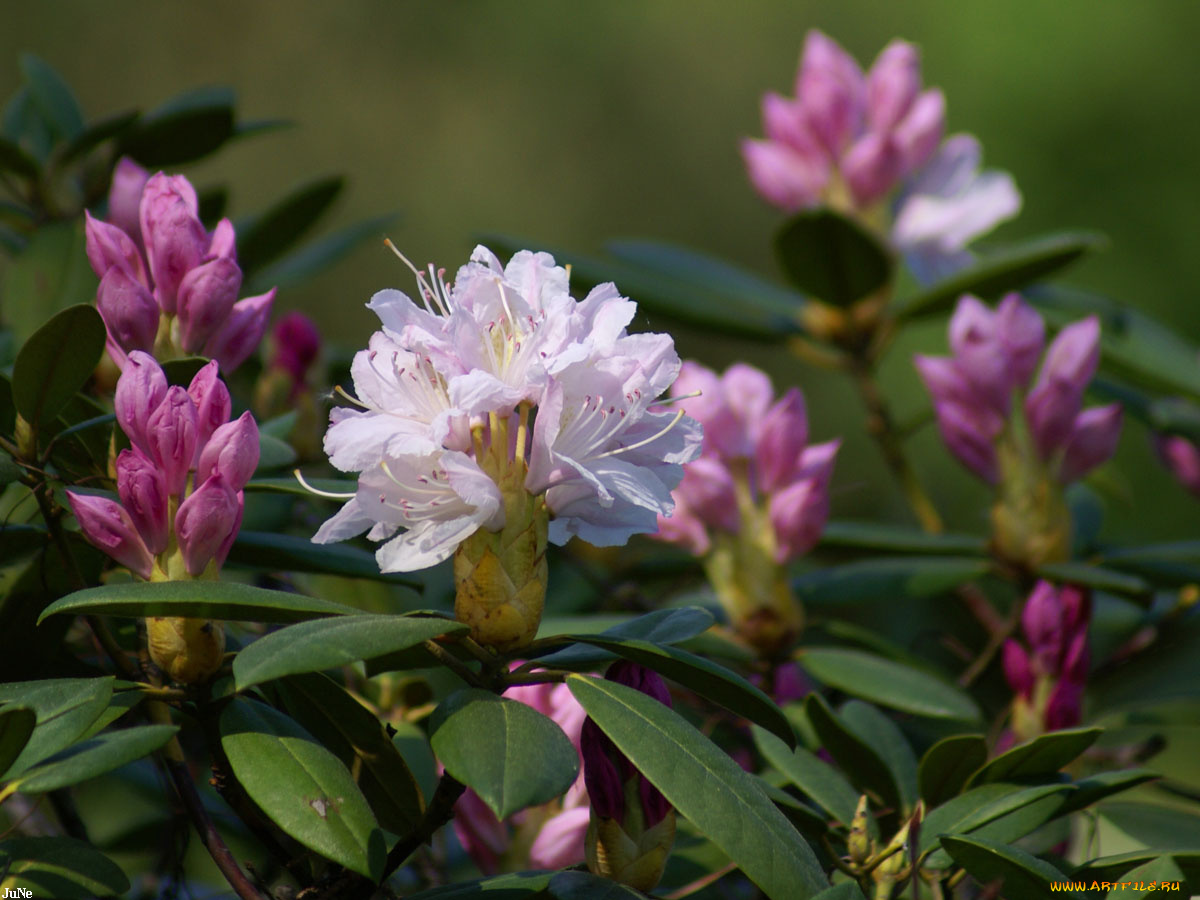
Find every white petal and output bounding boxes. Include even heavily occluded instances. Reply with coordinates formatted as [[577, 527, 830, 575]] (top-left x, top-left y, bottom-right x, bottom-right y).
[[448, 369, 526, 416], [313, 498, 374, 543]]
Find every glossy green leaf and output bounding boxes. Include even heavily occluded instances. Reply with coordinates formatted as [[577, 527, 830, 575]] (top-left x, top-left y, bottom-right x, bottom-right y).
[[894, 231, 1104, 321], [530, 606, 715, 668], [19, 54, 84, 140], [39, 580, 363, 624], [237, 176, 345, 272], [1104, 856, 1189, 898], [235, 613, 466, 690], [220, 698, 385, 879], [57, 108, 139, 164], [571, 636, 794, 747], [79, 691, 145, 740], [2, 86, 53, 161], [247, 212, 400, 294], [276, 673, 424, 836], [256, 432, 298, 471], [752, 725, 861, 828], [795, 556, 990, 608], [227, 530, 422, 588], [918, 734, 988, 807], [1059, 769, 1159, 814], [941, 834, 1080, 899], [405, 871, 553, 899], [431, 689, 579, 820], [0, 136, 38, 178], [810, 885, 867, 900], [568, 674, 827, 899], [966, 727, 1101, 788], [919, 782, 1073, 868], [0, 677, 113, 778], [798, 647, 980, 721], [548, 871, 647, 899], [774, 209, 891, 307], [819, 520, 986, 556], [1035, 562, 1151, 601], [1075, 850, 1200, 887], [0, 836, 130, 899], [0, 453, 23, 488], [803, 694, 900, 813], [839, 701, 919, 813], [14, 724, 177, 793], [1099, 802, 1200, 850], [1091, 615, 1200, 713], [392, 720, 438, 807], [118, 86, 235, 167], [0, 706, 36, 779], [12, 305, 105, 428]]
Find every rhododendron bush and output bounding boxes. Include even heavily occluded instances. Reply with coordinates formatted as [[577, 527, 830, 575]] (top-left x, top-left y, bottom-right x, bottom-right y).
[[1, 31, 1199, 900]]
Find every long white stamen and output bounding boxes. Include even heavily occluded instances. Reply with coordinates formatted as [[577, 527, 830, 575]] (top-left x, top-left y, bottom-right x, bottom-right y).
[[334, 385, 370, 409], [294, 469, 357, 499], [592, 408, 687, 459], [656, 389, 702, 405]]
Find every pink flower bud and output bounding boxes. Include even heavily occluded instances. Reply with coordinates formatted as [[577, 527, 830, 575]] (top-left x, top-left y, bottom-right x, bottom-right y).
[[1154, 434, 1200, 496], [994, 294, 1046, 388], [675, 456, 740, 534], [176, 256, 243, 353], [930, 400, 1001, 484], [756, 388, 809, 493], [893, 89, 945, 175], [798, 31, 865, 157], [796, 438, 840, 489], [762, 93, 823, 157], [84, 211, 146, 284], [187, 361, 233, 453], [1060, 584, 1090, 637], [197, 411, 260, 491], [720, 364, 775, 457], [769, 478, 828, 563], [1032, 317, 1101, 397], [96, 265, 159, 356], [114, 351, 168, 454], [741, 138, 827, 211], [654, 505, 711, 556], [1060, 629, 1090, 684], [107, 157, 149, 244], [529, 807, 590, 869], [866, 40, 921, 132], [139, 172, 208, 314], [67, 490, 154, 579], [842, 132, 903, 208], [208, 218, 237, 261], [270, 311, 323, 384], [214, 491, 244, 571], [1024, 377, 1084, 460], [1002, 639, 1034, 698], [202, 289, 276, 372], [1043, 680, 1084, 731], [1058, 404, 1122, 483], [1021, 581, 1064, 676], [115, 449, 169, 555], [175, 473, 240, 577], [146, 386, 199, 497], [453, 790, 506, 876]]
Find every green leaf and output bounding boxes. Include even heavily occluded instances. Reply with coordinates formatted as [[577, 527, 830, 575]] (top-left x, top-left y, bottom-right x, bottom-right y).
[[39, 580, 363, 624], [1103, 856, 1190, 898], [12, 305, 106, 429], [227, 530, 422, 588], [1099, 802, 1200, 850], [752, 725, 861, 828], [794, 556, 990, 608], [234, 613, 467, 691], [941, 834, 1080, 899], [1075, 850, 1200, 887], [568, 674, 828, 900], [819, 520, 986, 556], [1034, 562, 1151, 601], [0, 136, 39, 178], [19, 54, 84, 141], [570, 636, 795, 748], [838, 701, 919, 813], [1059, 769, 1159, 814], [118, 86, 235, 167], [256, 432, 298, 471], [57, 108, 139, 164], [237, 176, 345, 272], [548, 871, 647, 899], [774, 209, 892, 307], [530, 607, 714, 668], [0, 677, 113, 778], [894, 231, 1104, 321], [810, 886, 868, 900], [404, 871, 553, 899], [1090, 615, 1200, 713], [246, 475, 358, 497], [965, 727, 1102, 788], [803, 694, 900, 813], [918, 734, 988, 807], [220, 698, 385, 878], [276, 673, 424, 836], [0, 524, 45, 566], [0, 836, 130, 899], [2, 86, 53, 161], [13, 724, 178, 793], [430, 689, 579, 820], [0, 221, 97, 347], [0, 706, 36, 779], [797, 647, 980, 721], [247, 212, 401, 294]]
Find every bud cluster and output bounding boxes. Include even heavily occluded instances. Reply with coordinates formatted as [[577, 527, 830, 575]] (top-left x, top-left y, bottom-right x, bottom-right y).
[[655, 362, 838, 654], [86, 159, 275, 371], [1003, 582, 1091, 740], [1154, 434, 1200, 497]]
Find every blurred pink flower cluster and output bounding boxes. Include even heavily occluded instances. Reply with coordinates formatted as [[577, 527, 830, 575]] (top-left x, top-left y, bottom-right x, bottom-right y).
[[86, 158, 275, 371], [1003, 581, 1090, 737], [656, 362, 838, 563], [1155, 434, 1200, 497], [67, 352, 259, 580], [915, 294, 1122, 486]]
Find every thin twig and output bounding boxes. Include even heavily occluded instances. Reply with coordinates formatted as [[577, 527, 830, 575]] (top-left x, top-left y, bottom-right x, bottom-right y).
[[421, 639, 485, 688]]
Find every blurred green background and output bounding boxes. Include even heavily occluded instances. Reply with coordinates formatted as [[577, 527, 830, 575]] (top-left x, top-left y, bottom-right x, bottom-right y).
[[4, 0, 1199, 541]]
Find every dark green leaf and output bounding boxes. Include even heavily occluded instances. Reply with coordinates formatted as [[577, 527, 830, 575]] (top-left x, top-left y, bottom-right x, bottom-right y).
[[19, 54, 84, 140], [0, 706, 36, 779], [260, 410, 299, 439], [404, 871, 553, 899], [276, 673, 424, 836], [0, 677, 113, 778], [234, 614, 467, 691], [810, 886, 867, 900], [256, 432, 298, 471], [228, 530, 423, 588], [795, 556, 990, 608], [0, 836, 130, 899], [0, 136, 39, 178], [941, 834, 1080, 899], [895, 232, 1105, 321], [798, 647, 980, 721], [568, 674, 827, 899], [752, 725, 861, 828], [14, 724, 177, 793], [819, 520, 986, 556], [430, 689, 578, 820], [0, 453, 24, 488], [1091, 615, 1200, 713], [118, 86, 235, 167], [245, 475, 358, 497], [57, 109, 139, 164], [839, 701, 919, 813], [1099, 802, 1200, 850], [247, 212, 401, 294], [966, 727, 1102, 788], [1102, 857, 1190, 898], [39, 580, 363, 624], [803, 694, 900, 813], [918, 783, 1073, 868], [233, 117, 295, 139], [1059, 769, 1159, 814], [237, 176, 345, 272], [220, 698, 385, 878], [918, 734, 988, 807], [2, 86, 53, 161], [530, 607, 715, 668], [0, 221, 97, 346], [1034, 562, 1151, 601], [549, 871, 646, 899], [1075, 850, 1200, 887], [570, 636, 794, 747], [774, 209, 892, 307], [12, 305, 106, 428]]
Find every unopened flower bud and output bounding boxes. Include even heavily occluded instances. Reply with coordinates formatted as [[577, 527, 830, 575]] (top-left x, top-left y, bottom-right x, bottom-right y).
[[893, 88, 945, 174], [203, 289, 276, 372], [530, 807, 591, 870], [67, 491, 154, 579], [147, 616, 225, 684], [96, 265, 159, 356], [107, 157, 149, 243], [140, 173, 208, 314], [740, 139, 827, 211], [1155, 434, 1200, 496], [1058, 404, 1123, 483], [187, 361, 233, 454], [84, 211, 146, 284], [756, 388, 809, 493], [115, 449, 169, 555], [197, 411, 260, 491], [175, 473, 241, 577], [115, 351, 168, 455], [176, 256, 243, 353], [769, 479, 827, 563], [675, 457, 740, 534], [146, 386, 199, 498], [269, 311, 323, 385], [762, 92, 822, 157], [798, 30, 864, 157], [842, 132, 903, 209], [866, 40, 921, 132], [208, 217, 237, 261], [1002, 639, 1034, 698]]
